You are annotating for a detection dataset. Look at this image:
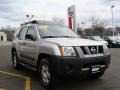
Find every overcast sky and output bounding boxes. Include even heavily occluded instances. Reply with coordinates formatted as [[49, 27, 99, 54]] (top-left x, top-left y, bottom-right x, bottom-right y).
[[0, 0, 120, 28]]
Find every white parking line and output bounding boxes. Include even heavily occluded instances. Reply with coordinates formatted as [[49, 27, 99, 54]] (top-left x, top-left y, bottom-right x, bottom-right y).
[[0, 42, 11, 46]]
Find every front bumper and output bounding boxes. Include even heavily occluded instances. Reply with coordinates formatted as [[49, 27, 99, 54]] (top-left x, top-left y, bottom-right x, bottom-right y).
[[51, 55, 111, 77]]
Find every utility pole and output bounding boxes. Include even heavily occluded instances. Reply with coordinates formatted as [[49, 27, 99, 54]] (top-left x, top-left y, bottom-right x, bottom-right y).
[[81, 22, 86, 35], [111, 5, 115, 36]]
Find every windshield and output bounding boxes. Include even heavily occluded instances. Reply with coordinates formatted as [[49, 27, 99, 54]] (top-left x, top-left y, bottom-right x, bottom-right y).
[[37, 25, 79, 38], [92, 36, 103, 41]]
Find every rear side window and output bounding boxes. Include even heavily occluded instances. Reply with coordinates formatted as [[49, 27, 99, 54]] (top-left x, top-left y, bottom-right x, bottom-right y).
[[19, 26, 27, 40]]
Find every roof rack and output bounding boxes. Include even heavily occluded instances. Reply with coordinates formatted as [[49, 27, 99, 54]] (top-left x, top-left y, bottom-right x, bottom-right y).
[[21, 20, 62, 26], [21, 20, 38, 26]]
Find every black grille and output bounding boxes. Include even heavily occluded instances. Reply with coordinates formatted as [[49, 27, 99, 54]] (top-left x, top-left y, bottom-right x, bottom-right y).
[[80, 46, 103, 55], [88, 46, 97, 54], [81, 46, 88, 55], [98, 46, 103, 53]]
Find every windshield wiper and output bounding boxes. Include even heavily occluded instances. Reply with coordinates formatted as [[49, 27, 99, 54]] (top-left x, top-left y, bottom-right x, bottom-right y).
[[42, 36, 79, 38], [57, 36, 79, 38], [42, 36, 59, 38]]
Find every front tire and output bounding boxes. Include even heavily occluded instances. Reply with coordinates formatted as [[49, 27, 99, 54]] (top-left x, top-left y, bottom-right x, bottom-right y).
[[38, 58, 57, 89]]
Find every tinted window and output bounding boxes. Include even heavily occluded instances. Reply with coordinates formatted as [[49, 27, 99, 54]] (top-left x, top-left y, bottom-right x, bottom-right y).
[[19, 26, 27, 40], [25, 26, 36, 40]]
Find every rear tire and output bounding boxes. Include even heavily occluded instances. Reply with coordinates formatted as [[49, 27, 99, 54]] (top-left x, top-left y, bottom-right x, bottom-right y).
[[12, 51, 21, 69], [38, 57, 57, 89]]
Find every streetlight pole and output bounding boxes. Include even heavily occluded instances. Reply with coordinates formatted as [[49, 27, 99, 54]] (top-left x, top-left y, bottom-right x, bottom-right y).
[[81, 22, 86, 35], [111, 5, 115, 36]]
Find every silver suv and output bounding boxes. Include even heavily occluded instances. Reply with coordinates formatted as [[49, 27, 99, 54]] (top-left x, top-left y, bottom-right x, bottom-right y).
[[11, 20, 111, 88]]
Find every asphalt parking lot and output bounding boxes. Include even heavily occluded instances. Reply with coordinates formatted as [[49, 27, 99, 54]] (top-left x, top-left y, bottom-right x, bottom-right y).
[[0, 42, 120, 90]]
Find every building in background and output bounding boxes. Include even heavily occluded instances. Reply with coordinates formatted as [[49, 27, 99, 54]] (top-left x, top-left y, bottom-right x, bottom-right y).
[[0, 26, 16, 41], [115, 27, 120, 35], [0, 32, 7, 42]]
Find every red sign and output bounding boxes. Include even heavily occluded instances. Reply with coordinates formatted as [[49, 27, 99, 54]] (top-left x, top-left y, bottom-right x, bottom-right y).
[[68, 16, 73, 30]]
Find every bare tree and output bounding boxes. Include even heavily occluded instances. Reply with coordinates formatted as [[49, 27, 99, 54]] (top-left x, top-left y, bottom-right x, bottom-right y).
[[90, 16, 108, 29], [89, 16, 108, 35], [51, 17, 65, 26]]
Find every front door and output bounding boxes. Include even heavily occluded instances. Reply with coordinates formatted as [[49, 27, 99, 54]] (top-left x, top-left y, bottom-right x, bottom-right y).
[[22, 26, 38, 65]]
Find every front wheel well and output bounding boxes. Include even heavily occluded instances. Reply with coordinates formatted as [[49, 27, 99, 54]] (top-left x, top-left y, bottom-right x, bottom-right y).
[[37, 53, 53, 70]]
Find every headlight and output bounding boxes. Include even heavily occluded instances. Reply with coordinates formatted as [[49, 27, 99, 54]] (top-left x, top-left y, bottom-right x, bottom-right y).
[[59, 47, 76, 56], [105, 41, 108, 45], [103, 45, 110, 55], [106, 42, 108, 45]]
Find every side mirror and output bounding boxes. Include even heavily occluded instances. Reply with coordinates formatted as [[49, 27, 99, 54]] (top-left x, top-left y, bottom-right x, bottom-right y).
[[25, 34, 36, 41]]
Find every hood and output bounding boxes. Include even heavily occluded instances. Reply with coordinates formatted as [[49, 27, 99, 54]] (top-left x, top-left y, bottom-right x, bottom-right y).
[[44, 38, 105, 46], [99, 41, 108, 45]]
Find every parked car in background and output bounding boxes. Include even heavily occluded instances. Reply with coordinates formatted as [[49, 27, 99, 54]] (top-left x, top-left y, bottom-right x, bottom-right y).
[[115, 36, 120, 40], [83, 36, 108, 46], [104, 36, 120, 48]]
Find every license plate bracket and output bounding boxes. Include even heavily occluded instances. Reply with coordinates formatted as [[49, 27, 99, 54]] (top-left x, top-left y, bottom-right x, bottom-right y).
[[91, 65, 100, 73]]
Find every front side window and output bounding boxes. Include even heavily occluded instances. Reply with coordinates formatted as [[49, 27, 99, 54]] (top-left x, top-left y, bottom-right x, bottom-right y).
[[19, 26, 27, 40], [25, 26, 36, 41]]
